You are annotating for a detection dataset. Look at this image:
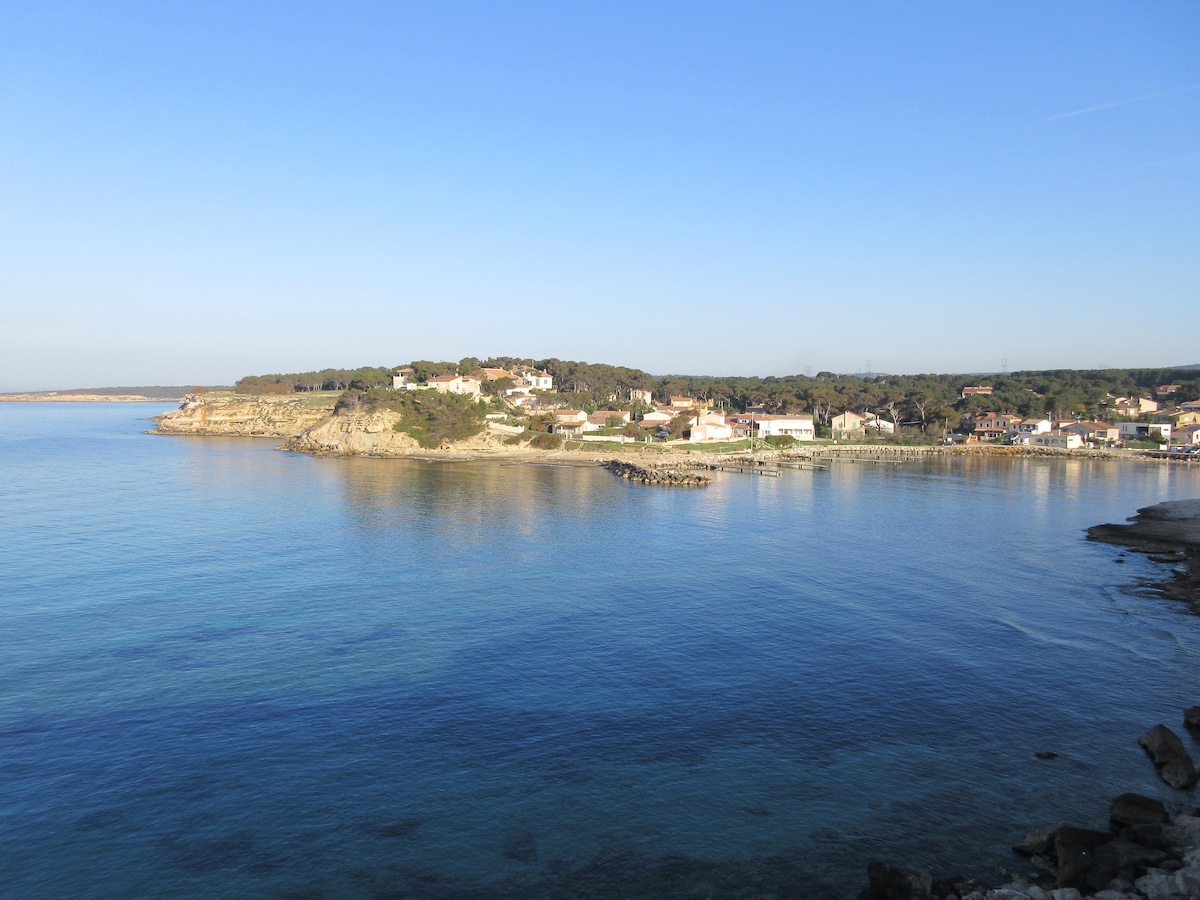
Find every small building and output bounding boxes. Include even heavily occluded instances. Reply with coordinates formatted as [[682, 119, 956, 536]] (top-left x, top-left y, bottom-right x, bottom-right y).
[[831, 411, 866, 437], [1170, 410, 1200, 427], [1175, 424, 1200, 446], [754, 414, 815, 441], [1009, 418, 1052, 436], [1113, 397, 1159, 416], [587, 410, 631, 428], [554, 409, 588, 424], [392, 367, 416, 389], [629, 389, 654, 405], [961, 386, 994, 398], [426, 375, 483, 397], [1157, 384, 1182, 396], [1118, 422, 1171, 441], [1031, 433, 1083, 450], [1061, 421, 1119, 444], [527, 371, 554, 391], [639, 409, 674, 424], [479, 367, 515, 381], [670, 396, 701, 410], [690, 415, 734, 442], [1181, 399, 1200, 412]]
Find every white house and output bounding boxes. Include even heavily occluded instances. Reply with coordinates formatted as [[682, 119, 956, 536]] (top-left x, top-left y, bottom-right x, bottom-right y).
[[1009, 418, 1052, 436], [1032, 433, 1084, 449], [426, 375, 482, 397], [1119, 422, 1171, 441], [392, 367, 415, 389], [755, 414, 815, 441], [690, 414, 734, 442]]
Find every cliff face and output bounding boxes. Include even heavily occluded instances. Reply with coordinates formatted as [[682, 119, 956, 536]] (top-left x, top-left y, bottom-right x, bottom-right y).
[[155, 392, 339, 437], [285, 408, 516, 456], [284, 407, 421, 455]]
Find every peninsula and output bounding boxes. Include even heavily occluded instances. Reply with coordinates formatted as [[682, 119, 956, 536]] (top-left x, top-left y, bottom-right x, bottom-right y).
[[151, 358, 1200, 465]]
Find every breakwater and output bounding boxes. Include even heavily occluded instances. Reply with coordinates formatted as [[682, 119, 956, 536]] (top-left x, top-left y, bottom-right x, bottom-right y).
[[605, 459, 712, 486]]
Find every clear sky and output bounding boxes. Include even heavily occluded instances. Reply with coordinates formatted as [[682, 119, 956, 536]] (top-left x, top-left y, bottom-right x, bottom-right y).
[[2, 2, 1198, 389]]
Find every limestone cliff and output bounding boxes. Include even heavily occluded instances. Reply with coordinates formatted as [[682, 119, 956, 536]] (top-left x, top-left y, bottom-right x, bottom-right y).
[[154, 392, 338, 437], [285, 407, 515, 456]]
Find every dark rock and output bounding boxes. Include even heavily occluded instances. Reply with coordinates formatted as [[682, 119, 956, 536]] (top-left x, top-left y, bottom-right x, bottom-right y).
[[1035, 751, 1059, 760], [1163, 758, 1199, 790], [857, 862, 934, 900], [1085, 837, 1173, 892], [1111, 792, 1169, 826], [605, 460, 711, 487], [1014, 822, 1066, 857], [1054, 827, 1111, 889], [1140, 724, 1198, 789], [1185, 706, 1200, 729], [1121, 823, 1172, 851]]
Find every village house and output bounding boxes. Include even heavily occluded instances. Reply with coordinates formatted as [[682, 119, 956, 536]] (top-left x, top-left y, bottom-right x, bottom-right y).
[[1112, 396, 1159, 416], [479, 367, 515, 381], [754, 414, 815, 441], [968, 412, 1016, 442], [1060, 421, 1119, 444], [1009, 418, 1052, 436], [1170, 410, 1200, 428], [1175, 424, 1200, 446], [551, 409, 590, 436], [392, 367, 415, 389], [426, 374, 483, 397], [961, 386, 994, 398], [1157, 384, 1182, 397], [1031, 433, 1084, 450], [1118, 422, 1172, 441], [1181, 399, 1200, 412], [639, 408, 674, 425], [689, 413, 734, 443], [587, 410, 631, 429], [669, 396, 706, 410], [830, 410, 866, 437]]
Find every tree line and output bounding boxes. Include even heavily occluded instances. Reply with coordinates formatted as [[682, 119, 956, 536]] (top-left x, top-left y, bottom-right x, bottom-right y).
[[234, 359, 1200, 432]]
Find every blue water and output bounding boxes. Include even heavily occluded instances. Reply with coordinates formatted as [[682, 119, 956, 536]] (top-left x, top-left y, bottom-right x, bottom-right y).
[[4, 403, 1200, 898]]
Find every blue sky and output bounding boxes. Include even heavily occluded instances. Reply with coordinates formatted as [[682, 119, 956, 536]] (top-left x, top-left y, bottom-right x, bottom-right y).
[[1, 2, 1198, 389]]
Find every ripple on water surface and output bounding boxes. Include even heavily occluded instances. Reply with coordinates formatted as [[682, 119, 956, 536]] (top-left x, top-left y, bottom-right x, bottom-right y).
[[3, 404, 1200, 897]]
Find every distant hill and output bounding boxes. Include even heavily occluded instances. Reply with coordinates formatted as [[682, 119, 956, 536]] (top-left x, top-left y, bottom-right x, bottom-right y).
[[0, 386, 227, 401]]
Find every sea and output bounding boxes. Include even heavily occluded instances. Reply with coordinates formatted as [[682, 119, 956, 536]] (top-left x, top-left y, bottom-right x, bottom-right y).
[[4, 402, 1200, 899]]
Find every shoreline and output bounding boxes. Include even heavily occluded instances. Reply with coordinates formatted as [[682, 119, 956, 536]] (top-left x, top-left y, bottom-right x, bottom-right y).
[[1088, 499, 1200, 610]]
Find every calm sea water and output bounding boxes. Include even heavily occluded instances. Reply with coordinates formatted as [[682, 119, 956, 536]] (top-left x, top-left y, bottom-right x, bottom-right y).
[[4, 403, 1200, 899]]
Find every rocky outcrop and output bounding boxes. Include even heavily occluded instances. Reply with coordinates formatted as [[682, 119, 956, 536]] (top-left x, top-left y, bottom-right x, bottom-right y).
[[155, 392, 337, 437], [605, 460, 711, 486], [1139, 725, 1197, 790], [1089, 500, 1200, 609], [1110, 794, 1168, 828]]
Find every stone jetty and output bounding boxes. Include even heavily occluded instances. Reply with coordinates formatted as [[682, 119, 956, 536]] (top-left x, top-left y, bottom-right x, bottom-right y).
[[605, 460, 711, 486]]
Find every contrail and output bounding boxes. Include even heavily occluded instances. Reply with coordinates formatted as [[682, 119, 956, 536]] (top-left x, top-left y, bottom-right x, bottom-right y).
[[1042, 83, 1200, 122]]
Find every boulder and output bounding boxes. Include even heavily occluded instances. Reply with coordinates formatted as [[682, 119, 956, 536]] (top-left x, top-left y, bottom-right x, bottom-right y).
[[857, 862, 934, 900], [1054, 827, 1111, 889], [1085, 838, 1173, 892], [1015, 822, 1067, 857], [1140, 725, 1198, 790], [1110, 792, 1169, 826]]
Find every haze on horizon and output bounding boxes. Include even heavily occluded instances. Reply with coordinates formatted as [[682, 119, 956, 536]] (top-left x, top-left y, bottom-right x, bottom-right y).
[[1, 2, 1198, 392]]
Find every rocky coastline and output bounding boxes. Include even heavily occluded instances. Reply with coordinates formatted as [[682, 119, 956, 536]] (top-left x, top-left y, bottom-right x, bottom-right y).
[[1088, 500, 1200, 610], [859, 718, 1200, 900], [152, 392, 1173, 470]]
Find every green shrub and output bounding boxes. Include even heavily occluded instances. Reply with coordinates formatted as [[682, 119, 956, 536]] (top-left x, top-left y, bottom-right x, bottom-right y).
[[528, 432, 563, 449], [354, 389, 485, 448]]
